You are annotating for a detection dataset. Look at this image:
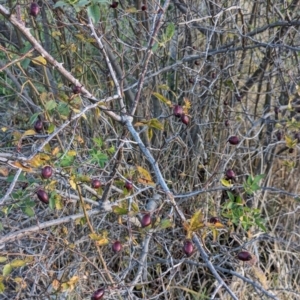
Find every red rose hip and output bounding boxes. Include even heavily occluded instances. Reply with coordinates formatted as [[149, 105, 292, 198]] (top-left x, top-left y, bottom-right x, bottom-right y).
[[112, 241, 122, 253], [34, 120, 43, 132], [36, 189, 49, 204], [91, 179, 101, 189], [141, 213, 151, 228], [225, 169, 236, 180], [124, 179, 133, 191], [181, 114, 189, 125], [41, 166, 53, 179], [30, 2, 40, 17], [228, 136, 240, 145], [91, 288, 105, 300], [237, 251, 252, 261], [110, 1, 118, 8], [173, 105, 183, 118], [183, 240, 193, 257]]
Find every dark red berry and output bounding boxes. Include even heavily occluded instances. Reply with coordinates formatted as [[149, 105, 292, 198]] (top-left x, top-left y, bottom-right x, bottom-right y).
[[30, 2, 40, 17], [194, 61, 200, 65], [36, 189, 49, 204], [223, 100, 228, 106], [141, 5, 147, 11], [34, 120, 43, 132], [188, 78, 194, 84], [237, 251, 252, 261], [228, 136, 240, 145], [91, 288, 105, 300], [141, 213, 151, 228], [73, 85, 82, 94], [110, 1, 118, 8], [41, 166, 53, 179], [183, 240, 193, 257], [235, 94, 242, 101], [225, 120, 230, 127], [289, 148, 294, 153], [209, 217, 219, 224], [112, 241, 122, 253], [124, 179, 133, 191], [276, 131, 282, 141], [211, 72, 216, 79], [173, 105, 183, 118], [274, 106, 280, 114], [181, 114, 189, 125], [295, 132, 300, 143], [92, 179, 101, 189], [225, 169, 236, 180]]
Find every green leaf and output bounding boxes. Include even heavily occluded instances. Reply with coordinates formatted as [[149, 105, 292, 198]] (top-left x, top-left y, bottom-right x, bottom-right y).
[[159, 218, 173, 229], [29, 113, 40, 125], [57, 103, 70, 116], [46, 123, 56, 134], [87, 4, 100, 24], [53, 1, 68, 8], [76, 0, 91, 7], [148, 119, 164, 130], [252, 174, 265, 185], [0, 281, 4, 293], [152, 92, 172, 106], [3, 264, 12, 276], [10, 259, 26, 268], [22, 206, 34, 217], [0, 257, 7, 263], [165, 22, 175, 40], [112, 206, 128, 215], [152, 42, 159, 52], [45, 100, 57, 111]]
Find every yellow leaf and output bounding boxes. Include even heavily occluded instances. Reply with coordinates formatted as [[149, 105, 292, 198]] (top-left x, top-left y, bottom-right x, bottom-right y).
[[23, 129, 36, 136], [52, 279, 60, 290], [11, 161, 33, 172], [32, 55, 47, 66], [189, 210, 205, 231], [67, 276, 79, 285], [52, 146, 60, 156], [27, 153, 51, 168], [221, 178, 233, 187], [183, 97, 191, 114], [296, 85, 300, 96], [61, 282, 70, 291], [136, 166, 155, 185], [147, 127, 153, 141], [69, 178, 77, 190], [77, 135, 84, 144], [51, 31, 61, 37], [12, 131, 22, 146], [134, 120, 149, 127], [95, 238, 109, 246], [125, 7, 138, 13], [152, 92, 172, 106], [285, 135, 297, 148], [0, 167, 9, 177], [214, 221, 225, 228], [252, 266, 268, 289], [67, 150, 77, 156], [1, 127, 8, 132]]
